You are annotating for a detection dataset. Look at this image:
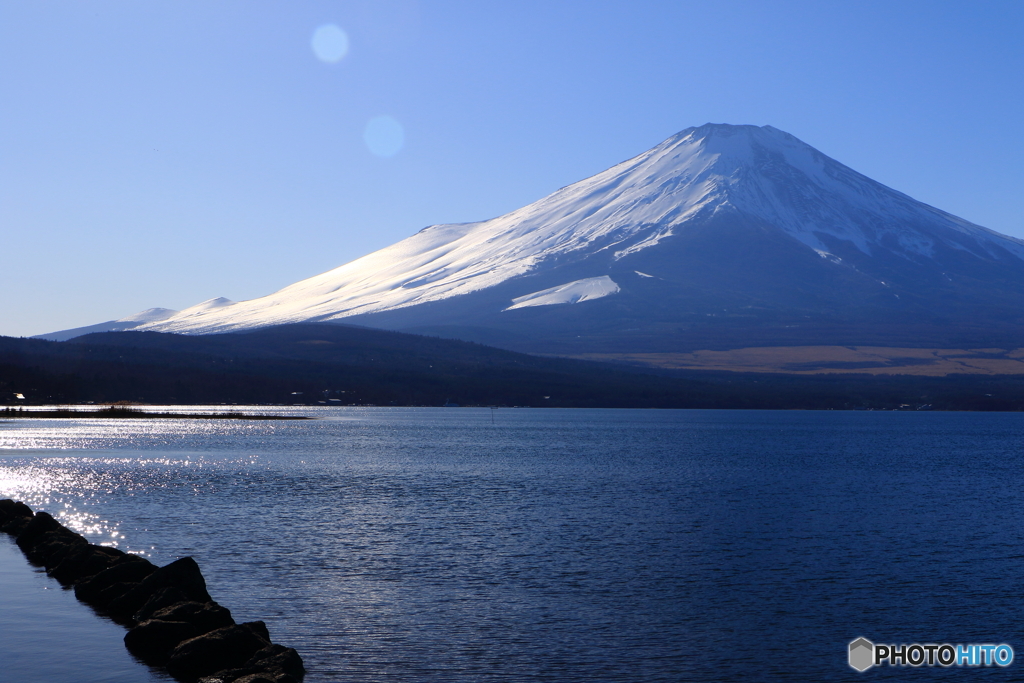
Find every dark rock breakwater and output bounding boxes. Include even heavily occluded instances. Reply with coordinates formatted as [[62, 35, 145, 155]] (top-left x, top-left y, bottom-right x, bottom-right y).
[[0, 498, 305, 683]]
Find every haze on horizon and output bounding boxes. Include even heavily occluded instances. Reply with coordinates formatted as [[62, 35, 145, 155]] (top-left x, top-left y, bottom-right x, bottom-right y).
[[2, 0, 1023, 338]]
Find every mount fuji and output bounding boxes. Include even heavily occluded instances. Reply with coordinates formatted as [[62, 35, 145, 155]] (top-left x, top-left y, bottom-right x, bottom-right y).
[[52, 124, 1024, 355]]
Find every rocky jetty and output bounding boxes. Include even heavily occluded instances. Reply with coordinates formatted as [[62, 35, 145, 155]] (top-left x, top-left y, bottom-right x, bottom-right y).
[[0, 498, 304, 683]]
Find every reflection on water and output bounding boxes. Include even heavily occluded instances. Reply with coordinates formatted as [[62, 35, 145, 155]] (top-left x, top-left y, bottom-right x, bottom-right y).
[[2, 408, 1024, 681], [0, 406, 295, 551], [0, 538, 171, 682]]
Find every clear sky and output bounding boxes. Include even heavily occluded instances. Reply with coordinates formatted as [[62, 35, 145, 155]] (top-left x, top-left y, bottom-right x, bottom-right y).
[[2, 0, 1023, 337]]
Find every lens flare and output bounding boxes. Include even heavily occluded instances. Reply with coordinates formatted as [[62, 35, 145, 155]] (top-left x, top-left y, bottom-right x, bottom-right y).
[[364, 115, 405, 158], [311, 24, 349, 63]]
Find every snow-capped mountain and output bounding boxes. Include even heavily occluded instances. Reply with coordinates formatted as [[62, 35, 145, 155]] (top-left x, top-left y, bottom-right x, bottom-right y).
[[74, 124, 1024, 353], [36, 307, 178, 342]]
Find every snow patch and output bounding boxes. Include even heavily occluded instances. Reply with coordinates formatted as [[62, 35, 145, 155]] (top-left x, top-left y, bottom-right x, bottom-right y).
[[635, 271, 654, 278], [613, 226, 677, 259], [175, 297, 236, 318], [813, 249, 843, 264], [504, 276, 620, 311], [115, 307, 179, 324]]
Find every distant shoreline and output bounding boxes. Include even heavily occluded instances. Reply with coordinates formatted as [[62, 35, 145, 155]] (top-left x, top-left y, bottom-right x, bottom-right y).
[[0, 406, 310, 420]]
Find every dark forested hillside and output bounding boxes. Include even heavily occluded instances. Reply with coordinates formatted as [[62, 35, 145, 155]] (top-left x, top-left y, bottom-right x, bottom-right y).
[[4, 323, 1024, 410]]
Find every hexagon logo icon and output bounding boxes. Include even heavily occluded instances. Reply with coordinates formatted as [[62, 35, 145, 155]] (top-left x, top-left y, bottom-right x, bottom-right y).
[[849, 638, 874, 671]]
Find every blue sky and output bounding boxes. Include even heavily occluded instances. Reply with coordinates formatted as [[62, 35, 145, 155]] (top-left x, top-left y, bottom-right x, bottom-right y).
[[2, 0, 1022, 337]]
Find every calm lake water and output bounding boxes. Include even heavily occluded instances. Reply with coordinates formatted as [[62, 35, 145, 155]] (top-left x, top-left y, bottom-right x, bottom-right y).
[[1, 407, 1022, 681]]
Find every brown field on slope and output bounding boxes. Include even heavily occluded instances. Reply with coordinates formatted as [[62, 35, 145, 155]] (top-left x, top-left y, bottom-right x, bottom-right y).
[[572, 346, 1024, 376]]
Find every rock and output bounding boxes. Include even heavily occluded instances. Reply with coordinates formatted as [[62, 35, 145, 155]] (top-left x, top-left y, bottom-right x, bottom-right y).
[[0, 499, 22, 526], [15, 511, 65, 551], [147, 600, 234, 634], [209, 674, 298, 683], [133, 587, 190, 623], [244, 644, 305, 679], [200, 644, 306, 683], [124, 619, 201, 664], [96, 581, 143, 612], [24, 529, 88, 568], [233, 673, 299, 683], [198, 672, 244, 683], [166, 622, 272, 680], [0, 514, 32, 536], [42, 536, 90, 569], [51, 544, 128, 585], [0, 499, 34, 522], [241, 622, 271, 643], [197, 672, 247, 683], [74, 555, 157, 604], [1, 502, 304, 683], [107, 557, 212, 620], [198, 673, 297, 683]]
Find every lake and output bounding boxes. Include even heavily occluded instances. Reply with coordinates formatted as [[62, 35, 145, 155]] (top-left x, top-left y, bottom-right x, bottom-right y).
[[1, 407, 1022, 681]]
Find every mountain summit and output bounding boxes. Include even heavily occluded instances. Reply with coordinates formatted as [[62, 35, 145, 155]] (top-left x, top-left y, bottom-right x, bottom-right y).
[[125, 124, 1024, 353]]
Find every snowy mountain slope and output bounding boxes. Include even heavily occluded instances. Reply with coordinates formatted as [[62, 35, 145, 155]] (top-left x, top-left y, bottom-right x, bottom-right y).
[[117, 123, 1024, 352], [35, 307, 178, 342]]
